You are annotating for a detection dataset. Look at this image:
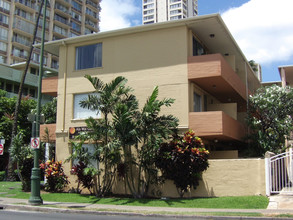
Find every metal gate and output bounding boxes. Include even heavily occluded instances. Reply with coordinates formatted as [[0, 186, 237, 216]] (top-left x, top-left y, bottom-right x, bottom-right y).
[[265, 148, 293, 196]]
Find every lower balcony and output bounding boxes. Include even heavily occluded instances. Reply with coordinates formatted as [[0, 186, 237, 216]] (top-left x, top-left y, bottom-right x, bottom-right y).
[[40, 123, 56, 142], [189, 111, 246, 141]]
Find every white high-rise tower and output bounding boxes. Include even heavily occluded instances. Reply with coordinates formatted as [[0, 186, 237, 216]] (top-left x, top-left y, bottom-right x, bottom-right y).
[[142, 0, 198, 25]]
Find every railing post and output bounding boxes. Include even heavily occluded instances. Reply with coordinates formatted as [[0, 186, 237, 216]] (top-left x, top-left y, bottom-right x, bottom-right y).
[[265, 151, 275, 196]]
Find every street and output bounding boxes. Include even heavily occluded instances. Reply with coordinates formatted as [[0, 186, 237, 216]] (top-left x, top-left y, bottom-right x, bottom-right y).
[[0, 210, 178, 220]]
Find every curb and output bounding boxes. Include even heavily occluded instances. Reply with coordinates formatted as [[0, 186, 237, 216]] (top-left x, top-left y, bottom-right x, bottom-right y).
[[2, 204, 293, 220]]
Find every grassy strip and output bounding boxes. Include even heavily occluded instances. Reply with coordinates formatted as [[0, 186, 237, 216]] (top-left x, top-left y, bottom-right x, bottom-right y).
[[0, 182, 269, 209]]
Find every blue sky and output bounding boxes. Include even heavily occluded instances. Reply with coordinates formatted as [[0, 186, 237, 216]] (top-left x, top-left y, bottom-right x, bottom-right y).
[[100, 0, 293, 83]]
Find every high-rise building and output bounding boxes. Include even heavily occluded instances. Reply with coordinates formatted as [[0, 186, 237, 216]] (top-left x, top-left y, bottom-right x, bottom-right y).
[[0, 0, 101, 70], [142, 0, 198, 24]]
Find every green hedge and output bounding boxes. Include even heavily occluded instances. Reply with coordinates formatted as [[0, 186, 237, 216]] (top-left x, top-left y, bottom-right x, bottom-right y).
[[0, 171, 5, 181]]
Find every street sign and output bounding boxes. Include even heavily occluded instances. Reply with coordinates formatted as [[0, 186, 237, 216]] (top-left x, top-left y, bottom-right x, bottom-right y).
[[0, 144, 3, 155], [31, 137, 40, 149]]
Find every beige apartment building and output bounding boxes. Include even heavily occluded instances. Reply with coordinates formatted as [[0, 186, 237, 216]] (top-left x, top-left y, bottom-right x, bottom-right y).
[[41, 14, 261, 186], [0, 0, 100, 70]]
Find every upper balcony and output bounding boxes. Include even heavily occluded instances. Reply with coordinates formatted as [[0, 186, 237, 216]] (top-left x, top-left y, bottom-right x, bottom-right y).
[[42, 76, 57, 97], [189, 111, 246, 141], [188, 54, 247, 110]]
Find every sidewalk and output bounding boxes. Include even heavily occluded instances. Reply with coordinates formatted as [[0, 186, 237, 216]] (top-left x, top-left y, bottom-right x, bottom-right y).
[[1, 195, 293, 218]]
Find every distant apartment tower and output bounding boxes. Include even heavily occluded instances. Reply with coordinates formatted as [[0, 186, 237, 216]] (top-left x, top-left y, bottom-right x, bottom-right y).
[[0, 0, 100, 70], [142, 0, 198, 24]]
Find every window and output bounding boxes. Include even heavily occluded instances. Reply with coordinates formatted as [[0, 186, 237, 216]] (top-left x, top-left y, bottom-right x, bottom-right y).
[[6, 83, 12, 92], [193, 92, 202, 112], [72, 144, 97, 168], [75, 43, 102, 70], [71, 21, 81, 32], [193, 36, 206, 56], [74, 93, 100, 119], [0, 13, 9, 25], [0, 0, 10, 11], [0, 42, 7, 52], [71, 0, 82, 11], [30, 67, 37, 75], [0, 28, 7, 41]]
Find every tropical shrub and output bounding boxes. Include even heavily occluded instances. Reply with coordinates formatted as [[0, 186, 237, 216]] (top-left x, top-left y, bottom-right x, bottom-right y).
[[40, 160, 69, 192], [156, 130, 209, 197], [71, 161, 93, 194], [9, 131, 33, 191]]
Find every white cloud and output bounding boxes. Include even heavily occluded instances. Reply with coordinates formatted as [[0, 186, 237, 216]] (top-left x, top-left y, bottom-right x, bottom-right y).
[[222, 0, 293, 64], [100, 0, 140, 32]]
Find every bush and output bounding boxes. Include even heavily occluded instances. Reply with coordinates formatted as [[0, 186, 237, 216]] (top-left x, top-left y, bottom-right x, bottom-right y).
[[40, 159, 69, 192], [0, 171, 5, 181], [156, 130, 209, 197], [71, 161, 93, 194]]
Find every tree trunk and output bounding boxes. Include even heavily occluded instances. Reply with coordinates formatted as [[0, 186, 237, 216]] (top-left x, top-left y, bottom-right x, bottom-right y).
[[6, 0, 45, 181]]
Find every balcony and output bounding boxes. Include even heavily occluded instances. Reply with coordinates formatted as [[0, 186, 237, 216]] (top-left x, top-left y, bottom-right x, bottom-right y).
[[42, 76, 57, 97], [40, 123, 56, 142], [189, 111, 246, 141], [188, 54, 247, 109]]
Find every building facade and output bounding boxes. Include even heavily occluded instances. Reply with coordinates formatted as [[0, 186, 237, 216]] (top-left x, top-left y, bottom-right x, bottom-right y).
[[0, 0, 100, 70], [41, 14, 261, 195], [143, 0, 198, 24]]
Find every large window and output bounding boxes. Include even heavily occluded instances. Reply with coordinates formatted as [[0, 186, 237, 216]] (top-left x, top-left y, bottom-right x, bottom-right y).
[[75, 43, 102, 70], [74, 93, 100, 119]]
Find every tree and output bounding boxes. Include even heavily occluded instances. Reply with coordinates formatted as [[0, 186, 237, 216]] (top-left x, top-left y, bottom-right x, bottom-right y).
[[8, 0, 45, 181], [113, 86, 178, 198], [0, 90, 37, 146], [76, 75, 130, 196], [71, 76, 178, 198], [41, 97, 57, 124], [247, 85, 293, 155]]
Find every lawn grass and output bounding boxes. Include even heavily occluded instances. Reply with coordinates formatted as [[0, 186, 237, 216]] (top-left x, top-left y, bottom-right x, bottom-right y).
[[0, 181, 269, 209]]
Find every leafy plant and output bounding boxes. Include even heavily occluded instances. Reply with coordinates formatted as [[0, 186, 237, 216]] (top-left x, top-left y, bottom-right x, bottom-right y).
[[156, 130, 209, 197], [71, 161, 94, 194], [0, 171, 5, 181], [247, 85, 293, 155], [114, 86, 178, 198], [40, 159, 69, 192], [9, 131, 33, 191], [75, 75, 129, 196], [41, 97, 57, 124]]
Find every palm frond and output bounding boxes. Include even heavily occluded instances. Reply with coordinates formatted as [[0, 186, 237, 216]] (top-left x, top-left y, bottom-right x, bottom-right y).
[[84, 75, 104, 91]]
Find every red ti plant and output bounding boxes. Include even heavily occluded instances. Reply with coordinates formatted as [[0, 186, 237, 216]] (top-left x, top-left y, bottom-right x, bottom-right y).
[[156, 130, 209, 197]]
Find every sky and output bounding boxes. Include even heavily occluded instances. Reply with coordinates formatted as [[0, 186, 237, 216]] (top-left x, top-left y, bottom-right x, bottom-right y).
[[99, 0, 293, 82]]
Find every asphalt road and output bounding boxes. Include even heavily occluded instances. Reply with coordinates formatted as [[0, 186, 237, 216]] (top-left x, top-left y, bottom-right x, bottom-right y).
[[0, 210, 178, 220]]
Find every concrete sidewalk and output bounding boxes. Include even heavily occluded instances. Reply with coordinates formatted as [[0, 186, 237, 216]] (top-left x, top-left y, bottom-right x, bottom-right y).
[[1, 196, 293, 218]]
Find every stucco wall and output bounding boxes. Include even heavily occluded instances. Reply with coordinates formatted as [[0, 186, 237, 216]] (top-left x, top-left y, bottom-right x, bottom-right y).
[[152, 158, 266, 197]]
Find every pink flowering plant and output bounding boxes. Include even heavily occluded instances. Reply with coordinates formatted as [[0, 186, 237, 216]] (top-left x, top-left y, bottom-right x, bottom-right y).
[[155, 129, 209, 197], [40, 159, 69, 192]]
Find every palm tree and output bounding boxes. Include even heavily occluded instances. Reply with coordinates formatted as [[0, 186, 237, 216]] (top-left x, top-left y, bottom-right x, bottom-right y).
[[77, 75, 131, 196], [113, 86, 178, 198]]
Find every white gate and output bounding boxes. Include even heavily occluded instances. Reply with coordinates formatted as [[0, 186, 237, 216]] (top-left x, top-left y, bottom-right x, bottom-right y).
[[265, 148, 293, 196]]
